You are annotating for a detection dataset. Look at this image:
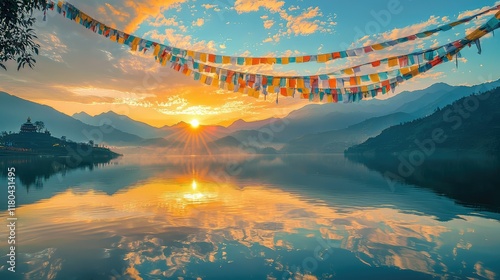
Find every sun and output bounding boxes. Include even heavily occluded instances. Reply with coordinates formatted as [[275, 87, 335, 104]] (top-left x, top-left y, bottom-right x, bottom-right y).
[[190, 119, 200, 128]]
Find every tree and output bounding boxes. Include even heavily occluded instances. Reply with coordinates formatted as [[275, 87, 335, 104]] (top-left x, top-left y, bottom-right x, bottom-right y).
[[0, 0, 49, 70], [34, 120, 44, 132]]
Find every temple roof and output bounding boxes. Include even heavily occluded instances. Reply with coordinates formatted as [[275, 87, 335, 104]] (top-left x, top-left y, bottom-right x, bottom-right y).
[[20, 117, 37, 132]]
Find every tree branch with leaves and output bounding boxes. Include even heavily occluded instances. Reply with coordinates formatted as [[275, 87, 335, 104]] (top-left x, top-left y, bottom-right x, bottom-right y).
[[0, 0, 49, 70]]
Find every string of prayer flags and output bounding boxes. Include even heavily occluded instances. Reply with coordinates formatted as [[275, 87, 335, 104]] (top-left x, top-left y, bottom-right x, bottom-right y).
[[159, 12, 499, 103], [53, 1, 499, 66], [51, 1, 500, 104]]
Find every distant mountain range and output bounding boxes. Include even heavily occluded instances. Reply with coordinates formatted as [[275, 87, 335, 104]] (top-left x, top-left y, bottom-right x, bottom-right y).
[[73, 111, 170, 139], [277, 80, 500, 153], [2, 79, 499, 153], [345, 86, 500, 156], [281, 112, 416, 154], [0, 92, 143, 145]]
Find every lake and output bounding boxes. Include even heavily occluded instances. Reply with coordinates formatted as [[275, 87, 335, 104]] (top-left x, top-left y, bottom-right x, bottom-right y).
[[1, 153, 499, 279]]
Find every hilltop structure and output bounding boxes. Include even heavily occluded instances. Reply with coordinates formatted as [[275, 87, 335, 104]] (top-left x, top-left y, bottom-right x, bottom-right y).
[[19, 117, 50, 135], [20, 117, 37, 133]]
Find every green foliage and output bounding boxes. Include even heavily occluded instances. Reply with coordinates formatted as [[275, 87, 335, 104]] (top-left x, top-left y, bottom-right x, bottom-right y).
[[34, 120, 44, 132], [346, 87, 500, 156], [0, 0, 48, 70]]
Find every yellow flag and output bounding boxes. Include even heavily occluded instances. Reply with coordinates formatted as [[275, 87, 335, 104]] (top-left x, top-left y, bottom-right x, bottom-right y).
[[297, 79, 305, 88], [200, 53, 207, 62], [253, 89, 260, 98], [248, 88, 255, 97], [200, 74, 207, 84], [400, 67, 411, 75], [153, 44, 161, 56], [272, 78, 280, 86], [369, 74, 380, 82], [267, 58, 276, 64], [388, 58, 398, 67], [344, 68, 354, 75]]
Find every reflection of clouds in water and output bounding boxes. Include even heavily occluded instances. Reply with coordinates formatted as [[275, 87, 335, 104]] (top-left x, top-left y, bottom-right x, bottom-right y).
[[474, 261, 496, 280], [0, 248, 64, 280], [4, 179, 499, 279]]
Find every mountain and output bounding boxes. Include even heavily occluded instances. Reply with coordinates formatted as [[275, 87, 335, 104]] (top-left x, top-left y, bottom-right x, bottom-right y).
[[282, 112, 415, 154], [73, 111, 170, 138], [0, 92, 143, 145], [394, 80, 500, 117], [225, 109, 385, 145], [224, 80, 500, 150], [226, 118, 281, 132], [71, 111, 94, 124], [345, 86, 500, 156]]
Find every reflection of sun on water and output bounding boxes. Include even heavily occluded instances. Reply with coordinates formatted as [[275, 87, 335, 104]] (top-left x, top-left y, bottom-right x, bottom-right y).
[[183, 179, 216, 201]]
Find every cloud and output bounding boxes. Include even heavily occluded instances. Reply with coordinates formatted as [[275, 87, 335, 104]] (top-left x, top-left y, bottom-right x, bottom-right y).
[[263, 19, 275, 29], [157, 101, 256, 116], [201, 4, 220, 12], [65, 87, 156, 103], [201, 4, 217, 10], [94, 0, 187, 33], [375, 15, 441, 42], [148, 14, 180, 27], [37, 32, 68, 63], [281, 7, 322, 36], [144, 29, 217, 53], [192, 18, 205, 27], [234, 0, 285, 14], [457, 5, 494, 20], [262, 6, 334, 42]]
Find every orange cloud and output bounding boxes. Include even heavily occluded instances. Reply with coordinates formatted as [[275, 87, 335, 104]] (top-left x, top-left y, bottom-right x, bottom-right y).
[[192, 18, 205, 27], [234, 0, 285, 14], [148, 14, 180, 27], [263, 19, 275, 29], [281, 7, 322, 35], [99, 0, 188, 33], [144, 29, 217, 53]]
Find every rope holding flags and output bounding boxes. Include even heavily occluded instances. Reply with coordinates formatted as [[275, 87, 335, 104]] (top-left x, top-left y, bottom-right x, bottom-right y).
[[52, 1, 499, 66], [48, 1, 500, 104]]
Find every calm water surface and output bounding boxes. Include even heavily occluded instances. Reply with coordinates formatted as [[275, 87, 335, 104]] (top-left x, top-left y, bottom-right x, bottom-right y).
[[0, 153, 499, 279]]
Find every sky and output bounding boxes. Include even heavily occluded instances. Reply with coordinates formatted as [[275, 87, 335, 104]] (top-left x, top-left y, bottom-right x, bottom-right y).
[[1, 0, 500, 127]]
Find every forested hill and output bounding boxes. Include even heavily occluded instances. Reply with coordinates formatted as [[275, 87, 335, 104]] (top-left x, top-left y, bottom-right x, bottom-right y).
[[345, 87, 500, 157]]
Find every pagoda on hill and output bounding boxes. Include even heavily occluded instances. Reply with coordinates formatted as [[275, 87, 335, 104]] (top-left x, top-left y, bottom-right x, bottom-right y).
[[20, 117, 37, 133]]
